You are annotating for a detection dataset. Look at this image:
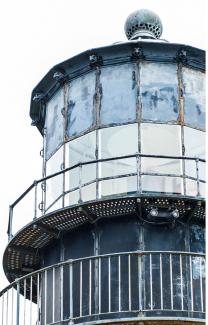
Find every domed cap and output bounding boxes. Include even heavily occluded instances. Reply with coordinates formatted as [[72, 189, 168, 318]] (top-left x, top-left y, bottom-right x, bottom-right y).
[[124, 9, 163, 40]]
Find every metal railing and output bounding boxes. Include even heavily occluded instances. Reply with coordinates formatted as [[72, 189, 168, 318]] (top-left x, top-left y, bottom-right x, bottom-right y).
[[8, 154, 205, 240], [0, 251, 205, 325]]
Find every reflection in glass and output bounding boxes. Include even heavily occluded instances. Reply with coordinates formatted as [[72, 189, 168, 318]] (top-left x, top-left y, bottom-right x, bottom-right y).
[[141, 157, 182, 175], [99, 176, 137, 198], [100, 64, 137, 125], [140, 63, 179, 122], [142, 176, 183, 194], [141, 123, 181, 156], [183, 68, 205, 130], [45, 89, 64, 160], [186, 179, 197, 197], [99, 158, 137, 178], [82, 183, 96, 202], [141, 123, 182, 156], [184, 127, 205, 158], [67, 72, 96, 137], [67, 131, 96, 190], [100, 124, 138, 158], [46, 146, 64, 210]]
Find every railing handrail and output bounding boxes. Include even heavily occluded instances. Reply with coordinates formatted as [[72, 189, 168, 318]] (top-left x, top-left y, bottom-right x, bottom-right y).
[[7, 153, 206, 239], [10, 153, 206, 209], [0, 250, 205, 297]]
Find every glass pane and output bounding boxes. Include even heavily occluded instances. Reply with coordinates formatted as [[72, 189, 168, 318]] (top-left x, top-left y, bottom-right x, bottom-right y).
[[67, 72, 96, 137], [199, 182, 205, 197], [141, 123, 182, 156], [82, 163, 96, 185], [46, 146, 64, 210], [100, 64, 137, 125], [184, 127, 205, 158], [141, 176, 183, 194], [99, 176, 137, 198], [141, 157, 182, 175], [185, 160, 197, 179], [199, 161, 205, 181], [45, 88, 64, 160], [66, 190, 79, 206], [82, 183, 96, 202], [100, 124, 138, 158], [68, 131, 96, 166], [140, 63, 179, 122], [99, 158, 137, 178], [186, 179, 197, 197], [182, 68, 205, 130]]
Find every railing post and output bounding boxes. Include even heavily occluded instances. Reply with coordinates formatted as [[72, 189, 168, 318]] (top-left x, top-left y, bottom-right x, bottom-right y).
[[16, 281, 20, 325], [196, 158, 200, 196], [8, 206, 13, 242], [78, 164, 82, 203], [34, 181, 38, 220]]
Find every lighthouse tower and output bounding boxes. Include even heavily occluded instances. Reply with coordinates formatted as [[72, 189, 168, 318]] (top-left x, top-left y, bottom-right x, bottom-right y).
[[1, 9, 205, 325]]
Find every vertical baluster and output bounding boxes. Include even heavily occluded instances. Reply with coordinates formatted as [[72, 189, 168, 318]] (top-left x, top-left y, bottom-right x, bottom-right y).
[[200, 257, 203, 312], [80, 261, 82, 317], [1, 294, 4, 325], [118, 255, 121, 312], [138, 254, 142, 311], [69, 262, 73, 321], [60, 266, 63, 322], [98, 258, 101, 314], [170, 254, 173, 310], [128, 255, 131, 311], [6, 290, 8, 325], [16, 282, 20, 325], [44, 271, 47, 325], [23, 279, 26, 325], [52, 268, 55, 323], [11, 287, 14, 325], [89, 259, 92, 316], [30, 276, 33, 325], [189, 255, 193, 312], [37, 273, 40, 325], [108, 257, 111, 313], [160, 254, 163, 310], [180, 254, 184, 311], [149, 254, 153, 310]]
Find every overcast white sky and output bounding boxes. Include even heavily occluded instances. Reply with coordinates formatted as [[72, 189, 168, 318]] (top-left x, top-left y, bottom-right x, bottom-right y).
[[0, 0, 206, 289]]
